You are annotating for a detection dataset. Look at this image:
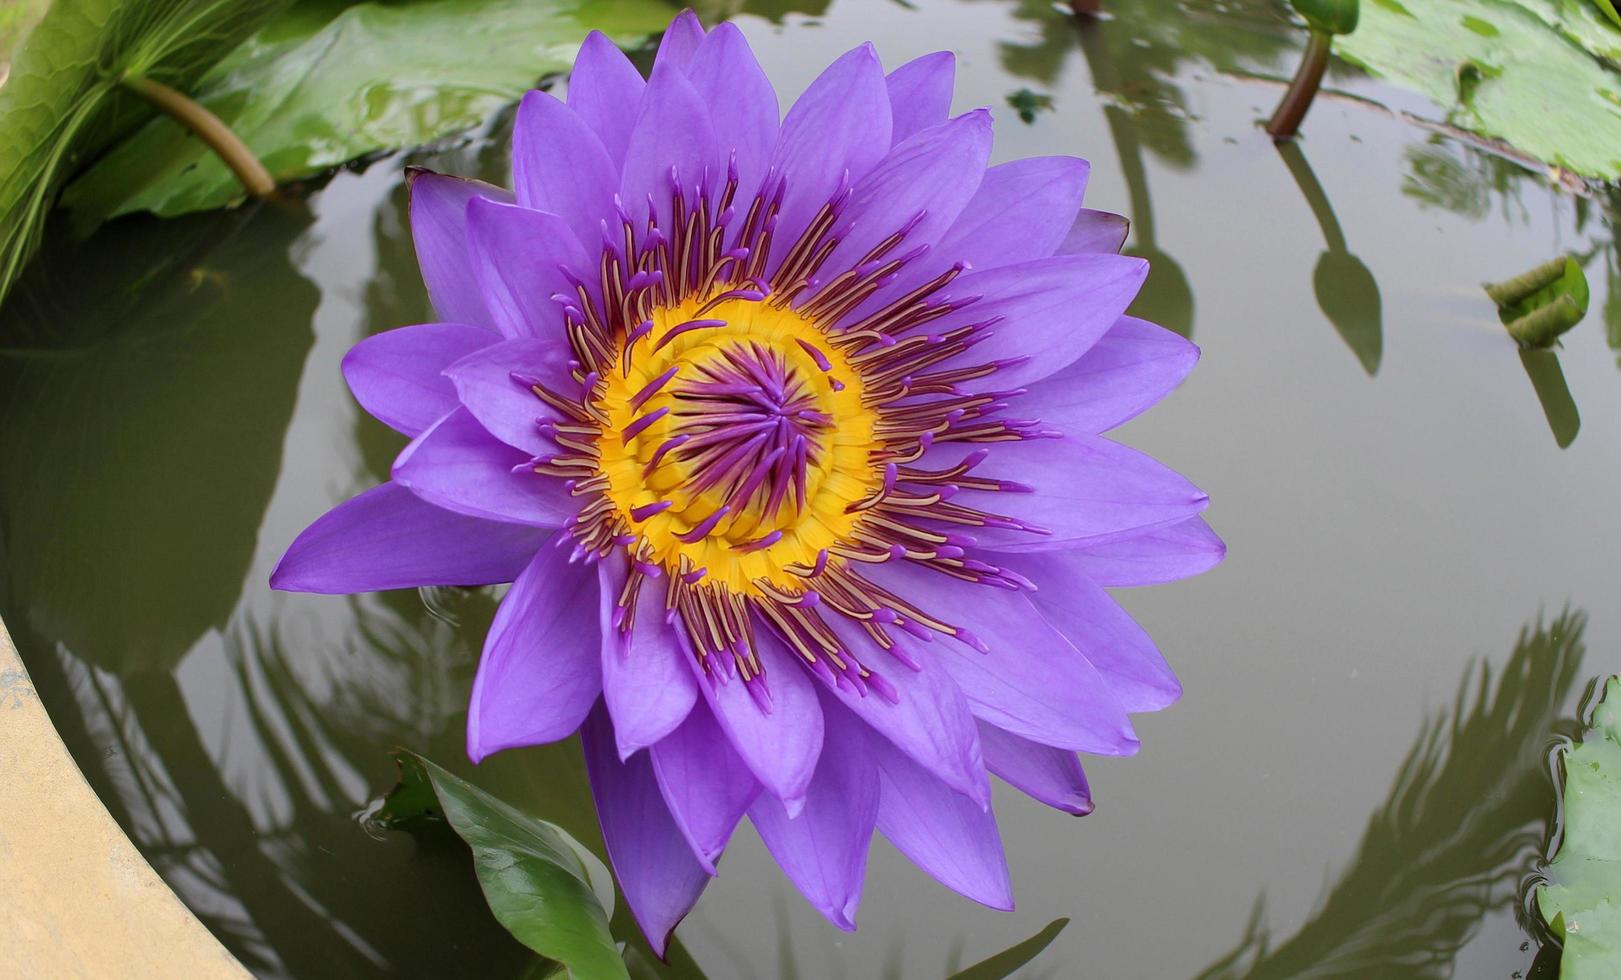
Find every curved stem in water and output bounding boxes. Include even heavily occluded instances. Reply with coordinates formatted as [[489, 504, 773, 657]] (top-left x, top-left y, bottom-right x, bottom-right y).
[[1266, 30, 1333, 141], [122, 75, 274, 199]]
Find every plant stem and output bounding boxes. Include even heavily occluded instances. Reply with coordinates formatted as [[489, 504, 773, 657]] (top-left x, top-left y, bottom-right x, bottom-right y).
[[1266, 30, 1333, 141], [122, 75, 274, 199], [1069, 0, 1102, 16]]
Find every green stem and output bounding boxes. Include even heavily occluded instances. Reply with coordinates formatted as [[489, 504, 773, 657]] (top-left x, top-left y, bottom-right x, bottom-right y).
[[121, 75, 274, 199], [1266, 30, 1333, 141]]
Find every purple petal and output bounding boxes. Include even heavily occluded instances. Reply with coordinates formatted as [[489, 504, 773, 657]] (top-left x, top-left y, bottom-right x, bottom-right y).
[[1060, 208, 1130, 255], [654, 9, 705, 72], [814, 110, 992, 288], [935, 156, 1088, 269], [650, 701, 759, 873], [270, 482, 543, 594], [927, 252, 1148, 389], [621, 61, 720, 231], [392, 408, 577, 527], [685, 23, 778, 204], [1064, 516, 1226, 587], [917, 435, 1209, 552], [860, 559, 1138, 755], [465, 197, 594, 341], [1016, 315, 1199, 435], [976, 721, 1092, 816], [342, 322, 495, 437], [865, 720, 1013, 910], [582, 704, 709, 956], [467, 541, 601, 761], [885, 52, 954, 144], [444, 337, 579, 456], [767, 44, 891, 271], [511, 91, 619, 246], [567, 31, 646, 166], [820, 614, 989, 805], [597, 555, 699, 758], [1011, 551, 1180, 713], [408, 170, 512, 328], [686, 627, 824, 811], [749, 700, 879, 931]]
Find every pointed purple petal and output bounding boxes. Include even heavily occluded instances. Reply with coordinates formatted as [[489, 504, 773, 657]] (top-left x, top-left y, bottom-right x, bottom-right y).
[[686, 627, 824, 810], [861, 560, 1138, 754], [654, 9, 705, 72], [918, 435, 1209, 552], [582, 704, 709, 956], [467, 542, 601, 760], [685, 23, 778, 204], [820, 614, 989, 805], [621, 61, 720, 230], [342, 322, 495, 437], [511, 91, 619, 246], [885, 52, 954, 144], [408, 170, 512, 329], [271, 482, 543, 594], [651, 702, 759, 873], [936, 156, 1088, 268], [444, 337, 578, 455], [392, 408, 577, 527], [567, 31, 645, 166], [976, 721, 1092, 816], [465, 197, 594, 341], [749, 700, 878, 931], [598, 555, 699, 757], [865, 720, 1013, 910], [1059, 208, 1130, 255], [1016, 315, 1199, 435], [1063, 516, 1226, 587]]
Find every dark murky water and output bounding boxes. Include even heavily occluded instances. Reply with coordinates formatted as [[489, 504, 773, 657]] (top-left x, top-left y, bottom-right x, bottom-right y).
[[3, 1, 1618, 976]]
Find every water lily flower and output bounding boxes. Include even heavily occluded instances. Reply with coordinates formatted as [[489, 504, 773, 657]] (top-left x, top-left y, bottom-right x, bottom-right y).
[[273, 10, 1222, 951]]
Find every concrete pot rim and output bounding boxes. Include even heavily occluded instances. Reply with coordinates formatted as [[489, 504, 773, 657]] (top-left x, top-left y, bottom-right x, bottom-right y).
[[0, 613, 249, 977]]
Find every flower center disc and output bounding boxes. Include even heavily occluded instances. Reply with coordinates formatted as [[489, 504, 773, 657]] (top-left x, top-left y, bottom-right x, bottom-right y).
[[596, 296, 880, 595]]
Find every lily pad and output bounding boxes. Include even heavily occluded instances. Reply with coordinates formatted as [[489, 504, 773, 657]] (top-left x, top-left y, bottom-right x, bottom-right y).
[[381, 751, 630, 980], [1337, 0, 1621, 179], [61, 0, 669, 223], [1538, 676, 1621, 980]]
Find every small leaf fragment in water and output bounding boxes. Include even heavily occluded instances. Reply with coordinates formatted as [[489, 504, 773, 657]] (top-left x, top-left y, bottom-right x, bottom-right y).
[[1484, 254, 1589, 347], [1006, 87, 1055, 124]]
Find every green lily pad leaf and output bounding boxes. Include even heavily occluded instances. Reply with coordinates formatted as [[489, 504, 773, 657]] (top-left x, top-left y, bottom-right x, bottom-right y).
[[62, 0, 669, 223], [1507, 0, 1621, 64], [0, 0, 285, 309], [1337, 0, 1621, 179], [1538, 675, 1621, 979], [381, 751, 629, 980], [946, 918, 1070, 980], [1595, 0, 1621, 31]]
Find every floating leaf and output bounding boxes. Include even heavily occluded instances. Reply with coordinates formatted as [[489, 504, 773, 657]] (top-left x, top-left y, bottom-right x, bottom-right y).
[[381, 751, 630, 980], [1337, 0, 1621, 179], [0, 0, 285, 309], [947, 918, 1070, 980], [1538, 676, 1621, 980], [1005, 87, 1055, 124], [62, 0, 670, 223], [1485, 254, 1589, 347]]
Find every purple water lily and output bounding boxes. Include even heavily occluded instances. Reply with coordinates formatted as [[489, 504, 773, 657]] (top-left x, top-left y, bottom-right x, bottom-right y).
[[273, 11, 1222, 951]]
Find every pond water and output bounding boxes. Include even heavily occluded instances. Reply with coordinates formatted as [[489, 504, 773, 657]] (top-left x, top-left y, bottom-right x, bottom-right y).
[[3, 0, 1619, 977]]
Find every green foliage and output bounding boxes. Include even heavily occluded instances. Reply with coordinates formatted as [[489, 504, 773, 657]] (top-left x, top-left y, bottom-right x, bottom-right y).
[[1538, 676, 1621, 980], [381, 751, 630, 980], [1337, 0, 1621, 179], [1290, 0, 1360, 36], [947, 918, 1069, 979], [1005, 87, 1054, 124], [1485, 254, 1590, 347], [62, 0, 670, 223], [0, 0, 285, 309]]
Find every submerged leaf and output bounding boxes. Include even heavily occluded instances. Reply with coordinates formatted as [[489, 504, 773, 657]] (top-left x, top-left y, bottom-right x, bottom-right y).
[[382, 751, 629, 980], [1538, 676, 1621, 979], [947, 918, 1070, 980], [62, 0, 669, 223], [1337, 0, 1621, 179]]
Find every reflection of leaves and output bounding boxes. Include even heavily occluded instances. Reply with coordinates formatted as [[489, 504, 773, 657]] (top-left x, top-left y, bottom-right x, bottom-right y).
[[1338, 0, 1621, 179], [1196, 610, 1587, 980], [63, 0, 670, 223], [0, 0, 285, 308], [947, 918, 1069, 980], [0, 205, 315, 673], [1519, 350, 1581, 449], [382, 752, 629, 980], [1006, 88, 1055, 124], [1537, 676, 1621, 979]]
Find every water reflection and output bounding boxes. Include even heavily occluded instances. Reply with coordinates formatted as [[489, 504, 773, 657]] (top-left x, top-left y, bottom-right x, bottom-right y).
[[1277, 141, 1383, 375], [1194, 610, 1586, 980], [1518, 351, 1581, 449]]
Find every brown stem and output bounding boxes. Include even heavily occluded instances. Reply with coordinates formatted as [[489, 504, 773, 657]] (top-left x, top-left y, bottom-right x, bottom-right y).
[[1069, 0, 1102, 16], [122, 75, 275, 198], [1266, 30, 1333, 141]]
